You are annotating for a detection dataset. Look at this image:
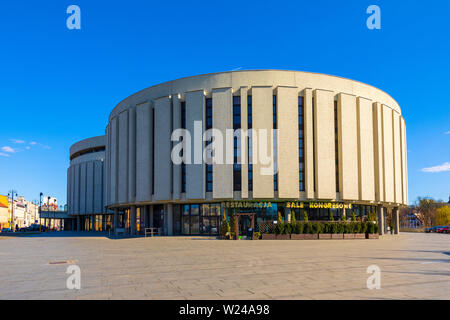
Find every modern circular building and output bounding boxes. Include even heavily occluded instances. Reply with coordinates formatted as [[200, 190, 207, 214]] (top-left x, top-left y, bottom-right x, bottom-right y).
[[67, 70, 408, 236]]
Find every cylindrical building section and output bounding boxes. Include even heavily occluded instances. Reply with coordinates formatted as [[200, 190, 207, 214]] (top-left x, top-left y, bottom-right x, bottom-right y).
[[69, 70, 408, 236], [68, 135, 111, 231]]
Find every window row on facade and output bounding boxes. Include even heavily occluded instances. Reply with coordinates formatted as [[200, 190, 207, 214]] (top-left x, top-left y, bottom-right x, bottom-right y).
[[104, 87, 408, 207]]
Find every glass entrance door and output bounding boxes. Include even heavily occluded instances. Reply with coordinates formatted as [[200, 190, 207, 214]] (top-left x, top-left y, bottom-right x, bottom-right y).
[[238, 215, 251, 236], [153, 205, 164, 229]]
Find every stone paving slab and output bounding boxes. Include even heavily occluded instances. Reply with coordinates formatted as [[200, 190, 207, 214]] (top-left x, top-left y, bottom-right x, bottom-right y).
[[0, 232, 449, 300]]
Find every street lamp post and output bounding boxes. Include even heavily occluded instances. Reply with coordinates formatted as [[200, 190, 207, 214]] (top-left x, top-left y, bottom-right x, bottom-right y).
[[39, 192, 43, 233], [8, 190, 17, 231], [47, 196, 51, 232]]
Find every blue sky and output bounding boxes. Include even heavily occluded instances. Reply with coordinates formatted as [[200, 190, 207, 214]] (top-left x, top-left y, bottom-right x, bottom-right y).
[[0, 0, 449, 205]]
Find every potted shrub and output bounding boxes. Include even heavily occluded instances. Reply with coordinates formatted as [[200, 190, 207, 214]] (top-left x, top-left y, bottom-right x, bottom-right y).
[[366, 222, 380, 239], [353, 222, 366, 239], [253, 232, 261, 240], [344, 222, 356, 239], [291, 222, 306, 240], [319, 222, 331, 239], [303, 222, 318, 239], [276, 222, 290, 240], [230, 215, 237, 240], [220, 214, 231, 240], [333, 222, 344, 239]]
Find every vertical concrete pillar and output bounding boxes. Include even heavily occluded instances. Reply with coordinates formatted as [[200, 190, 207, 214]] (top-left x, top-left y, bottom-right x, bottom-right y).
[[130, 206, 137, 236], [143, 205, 149, 229], [123, 210, 129, 234], [76, 216, 80, 232], [150, 205, 154, 228], [167, 204, 173, 236], [393, 207, 400, 234], [128, 107, 136, 203], [342, 207, 346, 221], [113, 208, 119, 235], [377, 205, 385, 235]]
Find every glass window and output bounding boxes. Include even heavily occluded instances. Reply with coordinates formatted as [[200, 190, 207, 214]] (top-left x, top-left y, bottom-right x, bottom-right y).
[[299, 96, 305, 191], [334, 100, 339, 192], [247, 96, 252, 192], [182, 205, 190, 234], [181, 102, 186, 193], [273, 95, 277, 191], [233, 96, 241, 191]]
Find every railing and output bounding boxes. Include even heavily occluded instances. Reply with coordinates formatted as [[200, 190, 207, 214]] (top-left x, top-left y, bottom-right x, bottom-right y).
[[144, 227, 162, 237]]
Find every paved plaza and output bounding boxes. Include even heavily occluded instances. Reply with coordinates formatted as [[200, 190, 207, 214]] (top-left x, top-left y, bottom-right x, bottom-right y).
[[0, 233, 449, 300]]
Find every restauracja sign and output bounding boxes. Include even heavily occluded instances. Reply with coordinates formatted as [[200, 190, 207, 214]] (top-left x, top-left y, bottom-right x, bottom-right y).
[[223, 201, 352, 210]]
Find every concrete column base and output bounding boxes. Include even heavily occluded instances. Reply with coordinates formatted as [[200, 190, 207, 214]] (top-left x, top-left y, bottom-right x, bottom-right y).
[[130, 206, 136, 236], [377, 205, 385, 235], [167, 204, 173, 236], [143, 206, 149, 229], [393, 207, 400, 234], [113, 208, 119, 235], [149, 206, 154, 228]]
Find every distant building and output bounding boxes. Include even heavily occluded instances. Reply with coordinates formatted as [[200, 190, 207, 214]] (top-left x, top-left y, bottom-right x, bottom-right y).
[[41, 196, 58, 211], [0, 195, 9, 230]]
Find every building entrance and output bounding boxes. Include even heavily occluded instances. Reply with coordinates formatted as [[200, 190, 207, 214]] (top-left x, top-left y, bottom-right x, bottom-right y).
[[153, 205, 165, 230]]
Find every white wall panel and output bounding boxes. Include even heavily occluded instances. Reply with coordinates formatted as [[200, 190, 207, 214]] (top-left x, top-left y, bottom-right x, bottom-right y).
[[314, 89, 336, 200], [338, 93, 358, 200], [401, 118, 408, 205], [118, 110, 129, 204], [136, 102, 152, 202], [251, 86, 274, 199], [357, 97, 375, 201], [212, 87, 233, 199], [172, 95, 182, 200], [304, 88, 314, 199], [67, 168, 71, 214], [94, 161, 103, 213], [392, 111, 402, 204], [373, 103, 384, 202], [86, 161, 94, 213], [276, 86, 299, 199], [73, 164, 79, 214], [185, 90, 205, 200], [382, 105, 394, 203], [110, 117, 118, 204], [105, 125, 110, 206], [128, 107, 136, 202], [154, 97, 172, 200], [79, 162, 87, 213]]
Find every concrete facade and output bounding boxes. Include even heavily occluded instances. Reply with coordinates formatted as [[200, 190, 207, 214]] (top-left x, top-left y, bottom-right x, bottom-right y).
[[67, 136, 106, 219], [67, 70, 408, 235]]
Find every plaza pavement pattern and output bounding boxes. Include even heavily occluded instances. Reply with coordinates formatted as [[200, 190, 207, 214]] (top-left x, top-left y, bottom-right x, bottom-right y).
[[0, 232, 449, 300]]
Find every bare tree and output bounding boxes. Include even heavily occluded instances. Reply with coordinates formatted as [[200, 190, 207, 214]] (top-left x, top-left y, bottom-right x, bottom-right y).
[[414, 197, 446, 227]]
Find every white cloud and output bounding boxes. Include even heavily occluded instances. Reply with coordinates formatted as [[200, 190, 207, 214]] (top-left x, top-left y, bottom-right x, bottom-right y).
[[1, 146, 15, 153], [25, 146, 30, 150], [10, 139, 25, 144], [29, 141, 37, 145], [0, 152, 10, 157], [445, 131, 450, 135], [422, 162, 450, 173]]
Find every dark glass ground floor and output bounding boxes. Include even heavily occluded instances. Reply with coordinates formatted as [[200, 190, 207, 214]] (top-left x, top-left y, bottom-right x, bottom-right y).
[[97, 201, 389, 236]]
